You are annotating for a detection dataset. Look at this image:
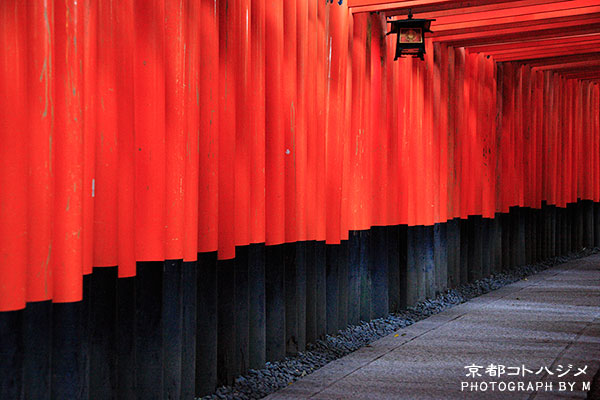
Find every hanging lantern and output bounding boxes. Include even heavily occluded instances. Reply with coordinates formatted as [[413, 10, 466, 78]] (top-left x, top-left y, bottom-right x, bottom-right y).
[[387, 10, 435, 61]]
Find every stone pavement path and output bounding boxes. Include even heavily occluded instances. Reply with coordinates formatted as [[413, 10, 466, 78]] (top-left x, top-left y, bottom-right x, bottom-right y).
[[267, 254, 600, 399]]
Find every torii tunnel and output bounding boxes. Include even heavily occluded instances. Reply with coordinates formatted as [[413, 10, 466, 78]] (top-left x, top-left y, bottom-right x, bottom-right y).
[[1, 0, 599, 398]]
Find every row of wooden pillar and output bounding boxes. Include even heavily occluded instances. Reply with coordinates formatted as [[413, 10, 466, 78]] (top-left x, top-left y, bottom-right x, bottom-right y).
[[1, 200, 598, 399]]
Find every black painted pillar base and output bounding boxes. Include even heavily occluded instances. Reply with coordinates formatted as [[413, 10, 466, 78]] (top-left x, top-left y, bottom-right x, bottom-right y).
[[535, 208, 543, 261], [52, 301, 85, 400], [434, 223, 448, 293], [480, 218, 491, 279], [305, 241, 317, 344], [284, 242, 307, 354], [500, 212, 511, 271], [0, 309, 23, 400], [358, 231, 371, 322], [423, 225, 435, 299], [315, 241, 327, 338], [549, 205, 557, 258], [24, 301, 52, 400], [515, 207, 527, 266], [370, 226, 388, 319], [196, 252, 217, 397], [467, 215, 483, 282], [575, 200, 584, 251], [325, 244, 339, 335], [337, 240, 348, 332], [492, 213, 503, 274], [163, 260, 183, 399], [522, 208, 532, 265], [459, 219, 470, 282], [582, 200, 594, 248], [266, 245, 285, 361], [406, 225, 434, 305], [561, 206, 570, 256], [555, 207, 564, 257], [548, 204, 554, 259], [284, 242, 306, 354], [531, 207, 538, 262], [595, 203, 600, 248], [297, 242, 307, 351], [564, 205, 572, 255], [284, 243, 297, 354], [217, 259, 236, 386], [81, 276, 91, 400], [348, 231, 361, 324], [235, 247, 249, 375], [135, 262, 163, 398], [508, 206, 519, 267], [117, 277, 135, 399], [90, 267, 117, 399], [446, 219, 460, 288], [387, 226, 400, 313], [248, 244, 266, 370], [568, 202, 577, 253], [181, 261, 197, 400], [397, 225, 408, 309]]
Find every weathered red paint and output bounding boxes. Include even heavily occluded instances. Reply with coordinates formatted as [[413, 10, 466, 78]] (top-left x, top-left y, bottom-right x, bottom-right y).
[[165, 0, 187, 259], [235, 0, 251, 247], [197, 0, 219, 254], [250, 0, 266, 245], [94, 0, 118, 268], [0, 0, 28, 311], [27, 0, 55, 300], [82, 0, 96, 277], [184, 0, 201, 262], [133, 0, 166, 262], [217, 0, 237, 260], [117, 0, 136, 277], [265, 0, 285, 247], [53, 0, 84, 302]]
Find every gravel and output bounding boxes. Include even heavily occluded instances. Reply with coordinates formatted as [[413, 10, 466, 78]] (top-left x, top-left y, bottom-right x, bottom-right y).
[[200, 247, 599, 400]]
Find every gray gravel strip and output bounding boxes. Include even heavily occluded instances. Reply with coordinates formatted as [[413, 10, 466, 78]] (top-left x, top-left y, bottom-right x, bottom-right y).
[[200, 247, 599, 400]]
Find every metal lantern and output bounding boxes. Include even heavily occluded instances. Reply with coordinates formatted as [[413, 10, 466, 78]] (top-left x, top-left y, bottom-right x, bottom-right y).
[[387, 11, 435, 61]]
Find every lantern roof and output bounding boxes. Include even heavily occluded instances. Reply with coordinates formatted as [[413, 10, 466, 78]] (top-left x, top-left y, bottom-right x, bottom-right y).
[[387, 16, 434, 33]]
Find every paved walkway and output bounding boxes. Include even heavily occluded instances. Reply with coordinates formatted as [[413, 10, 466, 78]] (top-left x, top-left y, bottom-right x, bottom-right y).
[[267, 255, 600, 399]]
